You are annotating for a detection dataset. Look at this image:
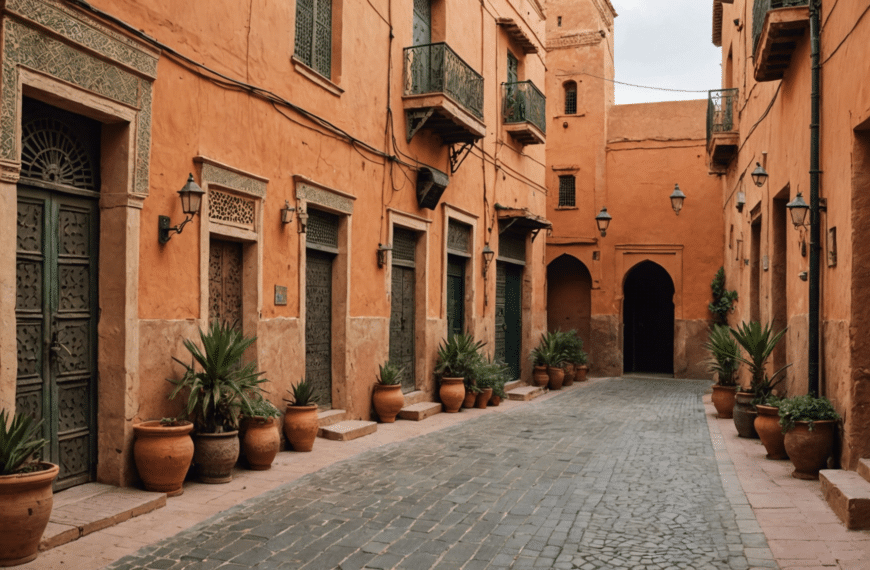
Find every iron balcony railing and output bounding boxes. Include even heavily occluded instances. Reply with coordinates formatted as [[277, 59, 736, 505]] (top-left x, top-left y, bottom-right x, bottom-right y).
[[753, 0, 809, 51], [707, 88, 739, 146], [502, 81, 546, 135], [403, 42, 484, 120]]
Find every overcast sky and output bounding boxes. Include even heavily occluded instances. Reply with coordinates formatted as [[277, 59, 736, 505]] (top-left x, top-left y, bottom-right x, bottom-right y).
[[610, 0, 723, 105]]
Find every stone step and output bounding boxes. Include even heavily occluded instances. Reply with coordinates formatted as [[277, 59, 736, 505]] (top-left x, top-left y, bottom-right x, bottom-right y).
[[403, 390, 429, 406], [41, 483, 165, 551], [504, 380, 523, 392], [857, 458, 870, 484], [318, 420, 377, 441], [820, 469, 870, 530], [317, 409, 347, 427], [398, 402, 442, 421], [507, 385, 546, 401]]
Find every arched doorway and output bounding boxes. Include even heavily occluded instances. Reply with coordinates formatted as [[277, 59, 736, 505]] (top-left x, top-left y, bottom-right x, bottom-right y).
[[547, 254, 592, 349], [623, 261, 674, 374]]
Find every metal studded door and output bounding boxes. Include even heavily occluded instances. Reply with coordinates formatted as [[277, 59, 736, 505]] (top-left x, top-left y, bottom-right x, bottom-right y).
[[447, 255, 465, 338], [16, 190, 99, 490], [208, 240, 243, 326], [495, 262, 523, 380], [390, 228, 416, 392], [306, 209, 339, 408]]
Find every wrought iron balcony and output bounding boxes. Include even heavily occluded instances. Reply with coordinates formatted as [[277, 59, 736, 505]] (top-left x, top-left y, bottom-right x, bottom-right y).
[[403, 42, 486, 145], [752, 0, 810, 82], [502, 81, 546, 145], [707, 89, 739, 173]]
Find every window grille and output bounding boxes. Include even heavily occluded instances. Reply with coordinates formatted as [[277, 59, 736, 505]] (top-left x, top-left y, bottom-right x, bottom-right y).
[[558, 175, 576, 207], [564, 82, 577, 115], [306, 208, 339, 251], [499, 232, 525, 263], [447, 220, 471, 255], [392, 227, 417, 266], [295, 0, 332, 78]]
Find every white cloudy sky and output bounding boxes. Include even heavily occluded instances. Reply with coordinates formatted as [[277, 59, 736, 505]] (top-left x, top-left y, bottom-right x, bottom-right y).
[[611, 0, 723, 105]]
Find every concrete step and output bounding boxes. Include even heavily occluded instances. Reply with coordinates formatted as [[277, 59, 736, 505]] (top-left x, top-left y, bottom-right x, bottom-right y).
[[820, 469, 870, 530], [507, 385, 546, 401], [319, 420, 377, 441], [857, 458, 870, 484], [41, 483, 165, 551], [317, 409, 347, 427], [504, 380, 523, 392], [398, 402, 442, 421], [403, 390, 429, 406]]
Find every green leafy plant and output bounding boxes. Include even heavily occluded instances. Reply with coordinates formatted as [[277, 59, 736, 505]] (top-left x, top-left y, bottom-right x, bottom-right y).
[[0, 410, 48, 475], [703, 324, 740, 387], [285, 379, 320, 407], [435, 332, 485, 381], [471, 356, 510, 393], [244, 396, 281, 419], [778, 394, 841, 433], [709, 267, 739, 325], [168, 321, 268, 433], [730, 321, 790, 403], [531, 332, 568, 368], [557, 330, 588, 366], [376, 361, 404, 386]]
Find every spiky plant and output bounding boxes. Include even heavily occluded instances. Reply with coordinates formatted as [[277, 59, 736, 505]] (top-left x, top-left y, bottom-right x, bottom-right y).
[[0, 410, 48, 475], [285, 379, 320, 407], [704, 324, 740, 387], [376, 361, 404, 386], [730, 321, 790, 403]]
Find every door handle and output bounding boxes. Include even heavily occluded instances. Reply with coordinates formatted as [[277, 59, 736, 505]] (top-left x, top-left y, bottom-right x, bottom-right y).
[[50, 340, 72, 356]]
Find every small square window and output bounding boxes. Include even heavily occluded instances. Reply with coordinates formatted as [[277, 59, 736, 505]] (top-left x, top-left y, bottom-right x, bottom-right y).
[[558, 176, 576, 207]]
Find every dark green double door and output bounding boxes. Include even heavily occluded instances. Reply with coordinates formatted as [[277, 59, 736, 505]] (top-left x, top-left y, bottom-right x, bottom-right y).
[[495, 262, 522, 380], [16, 188, 98, 490]]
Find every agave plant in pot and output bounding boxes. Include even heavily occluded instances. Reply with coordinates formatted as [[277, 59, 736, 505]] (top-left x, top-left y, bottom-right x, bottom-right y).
[[537, 331, 568, 390], [283, 379, 320, 451], [434, 332, 485, 413], [168, 321, 267, 483], [779, 394, 841, 479], [703, 324, 740, 419], [372, 361, 405, 423], [0, 410, 58, 567], [241, 397, 281, 470], [730, 321, 789, 438]]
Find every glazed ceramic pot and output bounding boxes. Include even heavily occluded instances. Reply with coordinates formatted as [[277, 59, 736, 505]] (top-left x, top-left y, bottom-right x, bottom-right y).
[[475, 388, 493, 409], [784, 420, 837, 480], [193, 431, 240, 483], [242, 417, 281, 470], [0, 462, 59, 567], [533, 366, 549, 387], [547, 366, 564, 390], [711, 385, 737, 419], [283, 405, 319, 452], [754, 405, 788, 460], [372, 384, 405, 423], [133, 420, 194, 495], [439, 378, 465, 413], [733, 391, 758, 438]]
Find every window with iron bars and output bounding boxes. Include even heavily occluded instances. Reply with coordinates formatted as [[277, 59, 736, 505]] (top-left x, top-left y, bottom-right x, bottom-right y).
[[295, 0, 332, 78], [564, 82, 577, 115], [558, 175, 576, 207]]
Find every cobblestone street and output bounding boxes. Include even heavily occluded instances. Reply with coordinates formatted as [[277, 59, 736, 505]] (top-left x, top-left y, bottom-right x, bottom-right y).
[[105, 377, 778, 570]]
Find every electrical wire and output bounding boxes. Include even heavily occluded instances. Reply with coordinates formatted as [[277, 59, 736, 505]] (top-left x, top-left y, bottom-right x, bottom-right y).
[[821, 1, 870, 65], [563, 70, 713, 94]]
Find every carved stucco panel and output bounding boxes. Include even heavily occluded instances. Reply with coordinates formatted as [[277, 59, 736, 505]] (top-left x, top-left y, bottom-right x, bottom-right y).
[[201, 162, 267, 198], [296, 183, 354, 214]]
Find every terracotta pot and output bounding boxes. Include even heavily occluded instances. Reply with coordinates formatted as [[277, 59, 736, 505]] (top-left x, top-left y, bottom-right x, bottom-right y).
[[193, 431, 240, 484], [462, 388, 477, 408], [547, 366, 564, 390], [489, 394, 502, 407], [754, 405, 788, 460], [576, 365, 588, 382], [133, 420, 194, 495], [733, 391, 758, 438], [439, 378, 465, 413], [283, 405, 319, 451], [0, 462, 59, 567], [372, 384, 405, 423], [711, 385, 737, 419], [533, 366, 549, 387], [242, 417, 280, 470], [475, 388, 493, 409], [784, 420, 837, 480], [563, 362, 576, 386]]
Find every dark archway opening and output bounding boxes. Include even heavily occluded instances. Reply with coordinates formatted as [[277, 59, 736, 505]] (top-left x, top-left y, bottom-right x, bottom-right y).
[[623, 261, 675, 374], [547, 254, 592, 350]]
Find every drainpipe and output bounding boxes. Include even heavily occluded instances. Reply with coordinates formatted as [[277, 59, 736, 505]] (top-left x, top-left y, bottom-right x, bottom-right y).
[[808, 0, 821, 397]]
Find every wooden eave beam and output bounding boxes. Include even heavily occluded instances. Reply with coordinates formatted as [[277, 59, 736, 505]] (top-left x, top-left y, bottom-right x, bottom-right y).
[[497, 18, 538, 54]]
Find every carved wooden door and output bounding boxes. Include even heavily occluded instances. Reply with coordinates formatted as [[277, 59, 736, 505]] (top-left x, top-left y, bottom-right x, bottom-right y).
[[446, 255, 465, 338], [16, 189, 98, 490], [390, 228, 416, 393], [209, 240, 244, 327], [306, 249, 333, 407]]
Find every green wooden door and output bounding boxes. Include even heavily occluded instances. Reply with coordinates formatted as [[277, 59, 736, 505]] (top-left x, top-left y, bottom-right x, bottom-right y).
[[495, 262, 522, 380], [390, 228, 417, 393], [306, 249, 334, 408], [16, 189, 99, 490], [446, 255, 465, 338]]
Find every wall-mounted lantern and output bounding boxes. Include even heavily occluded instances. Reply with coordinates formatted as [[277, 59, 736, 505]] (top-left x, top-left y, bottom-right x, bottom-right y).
[[158, 173, 205, 244], [482, 244, 495, 278], [595, 207, 612, 237], [751, 162, 769, 187], [669, 184, 686, 215], [377, 243, 392, 267], [786, 192, 810, 228], [736, 191, 746, 212], [280, 200, 296, 225]]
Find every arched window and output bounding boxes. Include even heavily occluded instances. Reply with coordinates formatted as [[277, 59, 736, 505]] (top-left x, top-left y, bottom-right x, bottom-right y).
[[564, 81, 577, 115]]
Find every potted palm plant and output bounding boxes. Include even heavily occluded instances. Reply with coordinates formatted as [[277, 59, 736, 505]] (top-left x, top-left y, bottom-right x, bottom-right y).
[[283, 379, 320, 451], [779, 394, 841, 479], [536, 332, 568, 390], [0, 410, 58, 566], [703, 324, 740, 419], [241, 396, 281, 470], [434, 333, 485, 413], [372, 361, 405, 423], [168, 320, 268, 483]]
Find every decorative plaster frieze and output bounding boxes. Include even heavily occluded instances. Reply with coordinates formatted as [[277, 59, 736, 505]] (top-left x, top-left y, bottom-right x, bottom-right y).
[[0, 159, 21, 183], [546, 31, 603, 51], [198, 158, 268, 198], [294, 176, 355, 214]]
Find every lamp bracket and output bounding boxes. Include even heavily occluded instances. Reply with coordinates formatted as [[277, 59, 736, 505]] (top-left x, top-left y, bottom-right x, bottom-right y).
[[158, 214, 194, 244], [449, 142, 473, 174]]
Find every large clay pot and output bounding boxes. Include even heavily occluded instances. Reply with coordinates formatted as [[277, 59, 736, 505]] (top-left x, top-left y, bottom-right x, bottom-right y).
[[462, 388, 477, 408], [711, 385, 737, 419], [489, 394, 502, 407], [133, 420, 194, 495], [372, 384, 405, 423], [576, 365, 588, 382], [533, 366, 549, 387], [784, 420, 837, 480], [754, 405, 788, 460], [0, 462, 59, 567], [283, 405, 319, 451], [547, 366, 565, 390], [193, 431, 240, 483], [475, 388, 493, 409], [733, 391, 758, 438], [439, 378, 465, 413], [242, 417, 280, 470], [563, 363, 576, 386]]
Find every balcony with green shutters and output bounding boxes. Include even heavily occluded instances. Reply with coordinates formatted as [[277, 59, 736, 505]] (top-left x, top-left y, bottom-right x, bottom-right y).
[[502, 81, 546, 146], [707, 89, 739, 174], [752, 0, 810, 82], [403, 42, 486, 145]]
